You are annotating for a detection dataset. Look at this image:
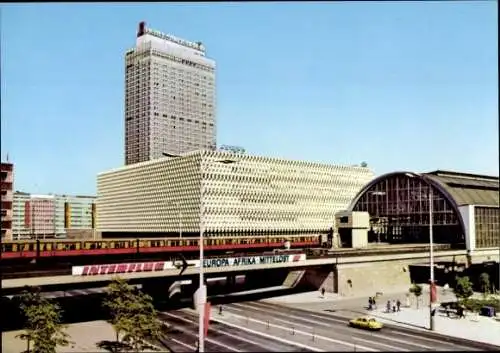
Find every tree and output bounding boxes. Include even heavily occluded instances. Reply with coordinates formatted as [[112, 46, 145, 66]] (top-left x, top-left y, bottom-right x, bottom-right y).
[[454, 276, 474, 301], [479, 272, 491, 297], [409, 283, 423, 309], [16, 287, 72, 353], [360, 161, 368, 168], [102, 278, 162, 352], [121, 289, 162, 352]]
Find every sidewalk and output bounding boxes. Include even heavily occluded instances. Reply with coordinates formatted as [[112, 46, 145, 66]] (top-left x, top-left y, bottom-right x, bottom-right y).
[[1, 320, 162, 353], [264, 285, 457, 309]]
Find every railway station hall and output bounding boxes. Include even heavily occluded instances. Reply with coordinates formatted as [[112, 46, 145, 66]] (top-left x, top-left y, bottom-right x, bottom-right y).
[[346, 170, 499, 252]]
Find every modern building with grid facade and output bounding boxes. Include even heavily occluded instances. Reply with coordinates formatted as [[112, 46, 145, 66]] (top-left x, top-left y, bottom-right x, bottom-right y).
[[97, 150, 374, 237], [124, 21, 216, 165], [347, 170, 499, 251]]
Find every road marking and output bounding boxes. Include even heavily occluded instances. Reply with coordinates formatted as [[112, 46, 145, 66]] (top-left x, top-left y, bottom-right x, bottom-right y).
[[299, 311, 457, 349], [210, 314, 325, 352], [223, 311, 378, 351], [172, 310, 278, 351], [170, 337, 196, 350], [274, 317, 313, 329], [162, 312, 243, 352], [167, 311, 284, 352], [232, 302, 331, 327], [251, 302, 456, 350]]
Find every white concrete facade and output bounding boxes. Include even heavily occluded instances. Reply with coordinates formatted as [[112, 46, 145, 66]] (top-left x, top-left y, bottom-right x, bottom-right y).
[[124, 23, 216, 165], [459, 204, 476, 252], [97, 150, 374, 235]]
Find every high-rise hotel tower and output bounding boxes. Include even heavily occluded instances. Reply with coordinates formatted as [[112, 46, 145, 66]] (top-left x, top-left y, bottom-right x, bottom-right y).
[[124, 22, 216, 165]]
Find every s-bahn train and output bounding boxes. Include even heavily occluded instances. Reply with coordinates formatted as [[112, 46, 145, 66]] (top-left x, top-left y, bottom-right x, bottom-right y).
[[0, 234, 325, 259]]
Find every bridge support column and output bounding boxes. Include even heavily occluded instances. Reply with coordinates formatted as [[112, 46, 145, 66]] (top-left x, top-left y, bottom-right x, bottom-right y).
[[226, 275, 236, 290]]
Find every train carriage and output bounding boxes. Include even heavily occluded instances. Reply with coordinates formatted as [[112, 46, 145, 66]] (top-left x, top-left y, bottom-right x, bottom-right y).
[[0, 234, 322, 260]]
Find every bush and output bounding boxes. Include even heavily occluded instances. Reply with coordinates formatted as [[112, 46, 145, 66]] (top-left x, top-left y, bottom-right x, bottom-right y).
[[460, 297, 500, 313], [454, 276, 474, 301]]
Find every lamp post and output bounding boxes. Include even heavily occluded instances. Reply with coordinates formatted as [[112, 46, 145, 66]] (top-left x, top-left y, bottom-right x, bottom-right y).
[[429, 187, 435, 331], [198, 155, 239, 353]]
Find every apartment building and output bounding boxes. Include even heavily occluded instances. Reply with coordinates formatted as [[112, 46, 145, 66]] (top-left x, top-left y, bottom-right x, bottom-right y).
[[11, 192, 96, 240], [1, 162, 14, 240], [124, 21, 216, 165]]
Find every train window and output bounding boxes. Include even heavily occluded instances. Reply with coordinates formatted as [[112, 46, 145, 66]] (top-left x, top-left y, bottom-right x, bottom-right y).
[[12, 244, 18, 252], [3, 244, 12, 252], [172, 241, 179, 247]]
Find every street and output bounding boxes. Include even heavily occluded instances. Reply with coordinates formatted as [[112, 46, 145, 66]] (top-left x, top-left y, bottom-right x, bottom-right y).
[[159, 300, 488, 352], [158, 310, 314, 352]]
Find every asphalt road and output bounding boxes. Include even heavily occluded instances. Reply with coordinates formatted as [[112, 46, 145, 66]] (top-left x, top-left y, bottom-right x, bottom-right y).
[[207, 301, 487, 352], [158, 310, 313, 352]]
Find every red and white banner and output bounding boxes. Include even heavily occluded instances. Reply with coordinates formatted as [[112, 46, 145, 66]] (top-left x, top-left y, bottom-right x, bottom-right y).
[[72, 253, 307, 276], [72, 261, 171, 276], [430, 281, 438, 303], [204, 302, 211, 338]]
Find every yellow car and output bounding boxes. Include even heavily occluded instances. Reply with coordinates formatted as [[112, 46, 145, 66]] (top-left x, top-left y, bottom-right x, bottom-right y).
[[348, 317, 384, 331]]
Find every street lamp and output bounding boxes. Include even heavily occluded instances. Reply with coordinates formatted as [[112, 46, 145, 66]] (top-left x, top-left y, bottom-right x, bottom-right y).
[[174, 201, 183, 239], [429, 187, 435, 331], [198, 155, 239, 353], [410, 173, 436, 331]]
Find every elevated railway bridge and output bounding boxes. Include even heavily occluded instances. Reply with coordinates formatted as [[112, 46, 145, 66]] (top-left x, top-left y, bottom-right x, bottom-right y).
[[3, 244, 497, 300]]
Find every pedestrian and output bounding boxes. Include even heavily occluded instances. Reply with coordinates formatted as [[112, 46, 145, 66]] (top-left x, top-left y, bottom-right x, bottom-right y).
[[392, 300, 396, 313], [373, 297, 377, 310], [459, 305, 466, 319], [321, 287, 326, 298], [219, 304, 223, 315], [396, 299, 401, 312], [368, 297, 373, 310], [386, 300, 391, 313]]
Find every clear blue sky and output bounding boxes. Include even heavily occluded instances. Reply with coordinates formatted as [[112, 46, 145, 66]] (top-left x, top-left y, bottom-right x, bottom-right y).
[[1, 2, 498, 195]]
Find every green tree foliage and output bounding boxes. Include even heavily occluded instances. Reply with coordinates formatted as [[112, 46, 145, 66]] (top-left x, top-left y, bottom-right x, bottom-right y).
[[454, 276, 474, 301], [102, 278, 162, 352], [15, 286, 72, 353], [360, 161, 368, 168], [479, 272, 490, 297], [409, 283, 423, 309]]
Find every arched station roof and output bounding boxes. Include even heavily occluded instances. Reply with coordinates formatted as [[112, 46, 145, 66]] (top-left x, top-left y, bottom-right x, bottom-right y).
[[348, 170, 499, 212], [425, 170, 499, 207]]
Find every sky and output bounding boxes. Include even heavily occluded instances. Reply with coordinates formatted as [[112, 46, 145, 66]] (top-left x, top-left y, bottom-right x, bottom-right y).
[[1, 2, 498, 196]]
